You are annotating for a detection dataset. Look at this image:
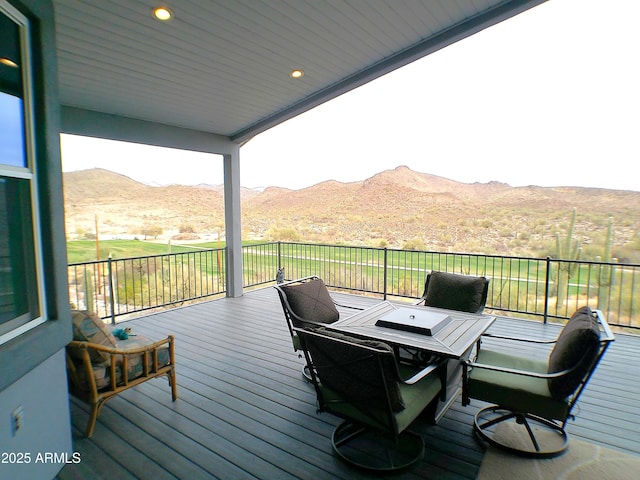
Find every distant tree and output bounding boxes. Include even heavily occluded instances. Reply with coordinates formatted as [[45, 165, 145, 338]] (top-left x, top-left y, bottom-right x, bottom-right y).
[[179, 224, 195, 234], [141, 224, 163, 239]]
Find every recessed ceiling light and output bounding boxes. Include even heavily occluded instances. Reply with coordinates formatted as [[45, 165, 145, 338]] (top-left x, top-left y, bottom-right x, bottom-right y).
[[289, 69, 304, 79], [153, 6, 173, 21], [0, 58, 19, 68]]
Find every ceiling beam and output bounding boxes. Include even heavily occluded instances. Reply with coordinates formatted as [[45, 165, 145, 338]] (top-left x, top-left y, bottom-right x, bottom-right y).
[[61, 106, 237, 155]]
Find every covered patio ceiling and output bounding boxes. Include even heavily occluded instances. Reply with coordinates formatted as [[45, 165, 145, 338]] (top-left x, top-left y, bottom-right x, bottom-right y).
[[53, 0, 546, 146]]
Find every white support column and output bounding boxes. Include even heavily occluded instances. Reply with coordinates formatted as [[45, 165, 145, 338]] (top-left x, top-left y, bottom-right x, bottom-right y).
[[223, 147, 243, 297]]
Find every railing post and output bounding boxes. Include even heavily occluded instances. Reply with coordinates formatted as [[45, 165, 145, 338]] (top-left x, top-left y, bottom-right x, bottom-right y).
[[543, 256, 551, 324], [107, 255, 116, 325], [277, 241, 282, 269], [383, 247, 388, 300]]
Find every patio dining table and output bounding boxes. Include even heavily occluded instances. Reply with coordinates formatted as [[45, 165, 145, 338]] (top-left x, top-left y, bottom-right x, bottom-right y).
[[328, 300, 495, 422]]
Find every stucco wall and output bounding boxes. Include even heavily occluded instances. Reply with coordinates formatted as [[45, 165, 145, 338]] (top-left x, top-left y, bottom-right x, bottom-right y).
[[0, 350, 73, 480]]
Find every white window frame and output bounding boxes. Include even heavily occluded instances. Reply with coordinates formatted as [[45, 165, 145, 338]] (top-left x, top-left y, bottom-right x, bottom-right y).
[[0, 0, 47, 345]]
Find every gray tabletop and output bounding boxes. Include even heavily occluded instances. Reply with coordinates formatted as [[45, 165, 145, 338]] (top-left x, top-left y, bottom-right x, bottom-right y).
[[329, 301, 495, 359]]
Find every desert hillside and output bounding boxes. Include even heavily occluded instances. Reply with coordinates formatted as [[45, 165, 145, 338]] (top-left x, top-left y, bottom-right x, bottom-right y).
[[63, 166, 640, 260]]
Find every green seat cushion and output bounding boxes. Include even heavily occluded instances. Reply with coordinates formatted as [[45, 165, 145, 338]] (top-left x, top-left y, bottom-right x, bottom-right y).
[[425, 271, 488, 313], [548, 306, 601, 399], [394, 364, 441, 432], [468, 349, 569, 420], [319, 363, 441, 434], [281, 278, 340, 325]]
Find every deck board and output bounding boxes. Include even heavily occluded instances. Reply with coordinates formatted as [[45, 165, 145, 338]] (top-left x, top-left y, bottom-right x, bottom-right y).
[[59, 287, 640, 479]]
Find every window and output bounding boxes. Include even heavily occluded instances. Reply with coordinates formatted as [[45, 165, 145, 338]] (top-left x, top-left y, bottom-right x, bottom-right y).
[[0, 1, 46, 344]]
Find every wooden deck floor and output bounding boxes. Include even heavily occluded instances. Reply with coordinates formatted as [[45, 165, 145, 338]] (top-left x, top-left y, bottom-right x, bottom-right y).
[[58, 287, 640, 480]]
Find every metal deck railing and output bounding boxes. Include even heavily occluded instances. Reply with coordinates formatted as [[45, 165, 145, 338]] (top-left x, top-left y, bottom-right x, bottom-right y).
[[68, 241, 639, 329]]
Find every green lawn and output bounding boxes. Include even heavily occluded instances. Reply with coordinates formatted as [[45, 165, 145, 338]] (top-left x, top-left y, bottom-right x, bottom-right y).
[[66, 239, 222, 264], [65, 239, 272, 264]]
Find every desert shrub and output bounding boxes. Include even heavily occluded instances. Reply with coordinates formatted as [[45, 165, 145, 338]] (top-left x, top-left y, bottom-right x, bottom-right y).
[[479, 219, 493, 228], [268, 227, 301, 241], [402, 237, 426, 251]]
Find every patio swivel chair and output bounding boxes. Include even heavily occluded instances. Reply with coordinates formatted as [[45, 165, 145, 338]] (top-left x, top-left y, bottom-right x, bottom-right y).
[[417, 271, 490, 314], [275, 276, 362, 380], [295, 326, 442, 471], [462, 306, 614, 457]]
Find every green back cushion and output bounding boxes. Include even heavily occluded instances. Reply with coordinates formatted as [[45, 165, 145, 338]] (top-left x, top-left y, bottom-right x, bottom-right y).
[[71, 310, 118, 363], [547, 306, 601, 398], [281, 278, 340, 326], [425, 271, 488, 313], [304, 328, 405, 412]]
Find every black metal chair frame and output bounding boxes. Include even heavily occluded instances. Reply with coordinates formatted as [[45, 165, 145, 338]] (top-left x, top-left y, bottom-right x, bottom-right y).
[[275, 275, 363, 380], [462, 309, 615, 457], [295, 326, 442, 472]]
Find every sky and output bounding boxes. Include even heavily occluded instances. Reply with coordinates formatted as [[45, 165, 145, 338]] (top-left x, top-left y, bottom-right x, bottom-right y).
[[60, 0, 639, 192]]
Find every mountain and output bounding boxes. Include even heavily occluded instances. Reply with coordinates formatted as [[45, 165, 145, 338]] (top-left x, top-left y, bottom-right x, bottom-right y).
[[63, 166, 640, 259], [64, 169, 224, 236]]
